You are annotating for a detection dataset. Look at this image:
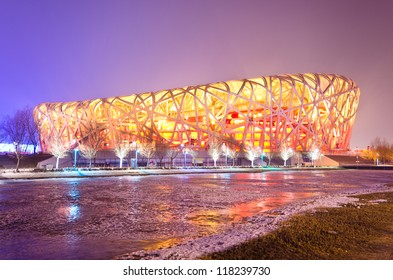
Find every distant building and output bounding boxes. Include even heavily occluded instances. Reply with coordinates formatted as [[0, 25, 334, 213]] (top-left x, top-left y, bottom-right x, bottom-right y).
[[33, 73, 360, 153], [0, 143, 37, 154]]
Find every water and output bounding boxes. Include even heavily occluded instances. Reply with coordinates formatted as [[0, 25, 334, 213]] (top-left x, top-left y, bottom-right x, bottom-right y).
[[1, 169, 392, 259]]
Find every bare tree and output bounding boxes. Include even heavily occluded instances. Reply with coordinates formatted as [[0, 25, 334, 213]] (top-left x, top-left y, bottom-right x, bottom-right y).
[[24, 107, 40, 154], [244, 144, 261, 167], [221, 143, 229, 165], [155, 141, 170, 167], [294, 151, 303, 166], [79, 144, 97, 168], [265, 151, 273, 166], [167, 147, 179, 168], [47, 135, 69, 169], [280, 145, 294, 167], [361, 147, 378, 165], [114, 141, 130, 168], [181, 146, 193, 167], [227, 147, 239, 166], [139, 142, 156, 167], [78, 121, 103, 168], [370, 137, 392, 164], [307, 148, 322, 167], [208, 139, 221, 167], [390, 143, 393, 163], [0, 110, 29, 172], [187, 148, 198, 166]]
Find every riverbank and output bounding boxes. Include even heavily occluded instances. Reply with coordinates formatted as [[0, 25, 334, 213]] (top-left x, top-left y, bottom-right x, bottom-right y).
[[115, 182, 393, 260], [0, 166, 340, 180]]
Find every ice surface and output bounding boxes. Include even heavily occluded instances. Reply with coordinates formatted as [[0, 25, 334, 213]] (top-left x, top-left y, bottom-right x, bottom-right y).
[[1, 170, 393, 259]]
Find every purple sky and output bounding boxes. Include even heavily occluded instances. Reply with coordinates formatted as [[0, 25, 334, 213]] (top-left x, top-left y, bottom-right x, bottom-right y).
[[1, 0, 393, 148]]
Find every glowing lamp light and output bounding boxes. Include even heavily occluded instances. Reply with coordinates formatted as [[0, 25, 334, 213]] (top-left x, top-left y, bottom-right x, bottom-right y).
[[68, 205, 80, 222]]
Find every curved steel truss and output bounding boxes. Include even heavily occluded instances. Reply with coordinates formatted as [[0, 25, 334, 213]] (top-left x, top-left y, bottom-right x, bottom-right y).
[[34, 73, 360, 152]]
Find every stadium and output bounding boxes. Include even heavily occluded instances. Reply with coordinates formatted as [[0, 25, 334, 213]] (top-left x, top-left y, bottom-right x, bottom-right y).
[[33, 73, 360, 155]]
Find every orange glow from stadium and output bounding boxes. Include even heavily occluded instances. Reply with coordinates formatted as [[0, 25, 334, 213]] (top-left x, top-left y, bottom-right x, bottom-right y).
[[33, 73, 360, 153]]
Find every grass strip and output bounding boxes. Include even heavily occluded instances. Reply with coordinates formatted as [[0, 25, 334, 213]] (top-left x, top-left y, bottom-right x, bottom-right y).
[[203, 191, 393, 260]]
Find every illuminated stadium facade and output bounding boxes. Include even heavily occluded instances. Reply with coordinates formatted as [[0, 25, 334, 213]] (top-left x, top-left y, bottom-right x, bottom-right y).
[[34, 73, 360, 153]]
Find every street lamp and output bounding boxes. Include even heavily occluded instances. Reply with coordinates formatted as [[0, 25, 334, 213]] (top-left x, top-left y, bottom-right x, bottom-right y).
[[74, 148, 79, 169], [135, 149, 138, 168], [260, 151, 265, 167]]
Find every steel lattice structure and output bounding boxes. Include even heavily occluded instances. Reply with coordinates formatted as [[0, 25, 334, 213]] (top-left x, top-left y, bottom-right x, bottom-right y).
[[34, 73, 360, 153]]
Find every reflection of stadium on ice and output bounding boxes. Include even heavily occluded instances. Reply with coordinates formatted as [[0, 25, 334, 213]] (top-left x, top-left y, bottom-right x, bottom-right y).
[[34, 73, 359, 154], [186, 191, 315, 234]]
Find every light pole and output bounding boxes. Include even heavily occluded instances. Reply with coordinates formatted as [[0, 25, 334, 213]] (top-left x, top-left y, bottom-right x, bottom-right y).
[[260, 151, 265, 167], [132, 141, 138, 168], [135, 149, 138, 168], [74, 148, 78, 169]]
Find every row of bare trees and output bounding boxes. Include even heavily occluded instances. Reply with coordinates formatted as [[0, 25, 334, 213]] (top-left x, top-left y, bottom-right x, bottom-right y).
[[0, 108, 40, 171], [200, 141, 321, 167], [0, 105, 386, 170], [362, 137, 393, 164], [0, 108, 324, 170], [113, 141, 157, 168], [49, 134, 393, 169], [3, 107, 393, 171], [0, 107, 323, 171]]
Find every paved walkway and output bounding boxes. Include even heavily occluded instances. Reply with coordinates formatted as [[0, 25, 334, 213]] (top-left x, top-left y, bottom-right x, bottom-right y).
[[0, 166, 339, 180]]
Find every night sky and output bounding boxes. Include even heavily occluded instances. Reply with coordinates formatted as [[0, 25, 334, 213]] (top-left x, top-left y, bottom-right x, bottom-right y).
[[1, 0, 392, 148]]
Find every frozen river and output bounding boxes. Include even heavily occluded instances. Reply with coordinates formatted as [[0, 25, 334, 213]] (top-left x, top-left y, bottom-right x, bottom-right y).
[[1, 169, 393, 259]]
